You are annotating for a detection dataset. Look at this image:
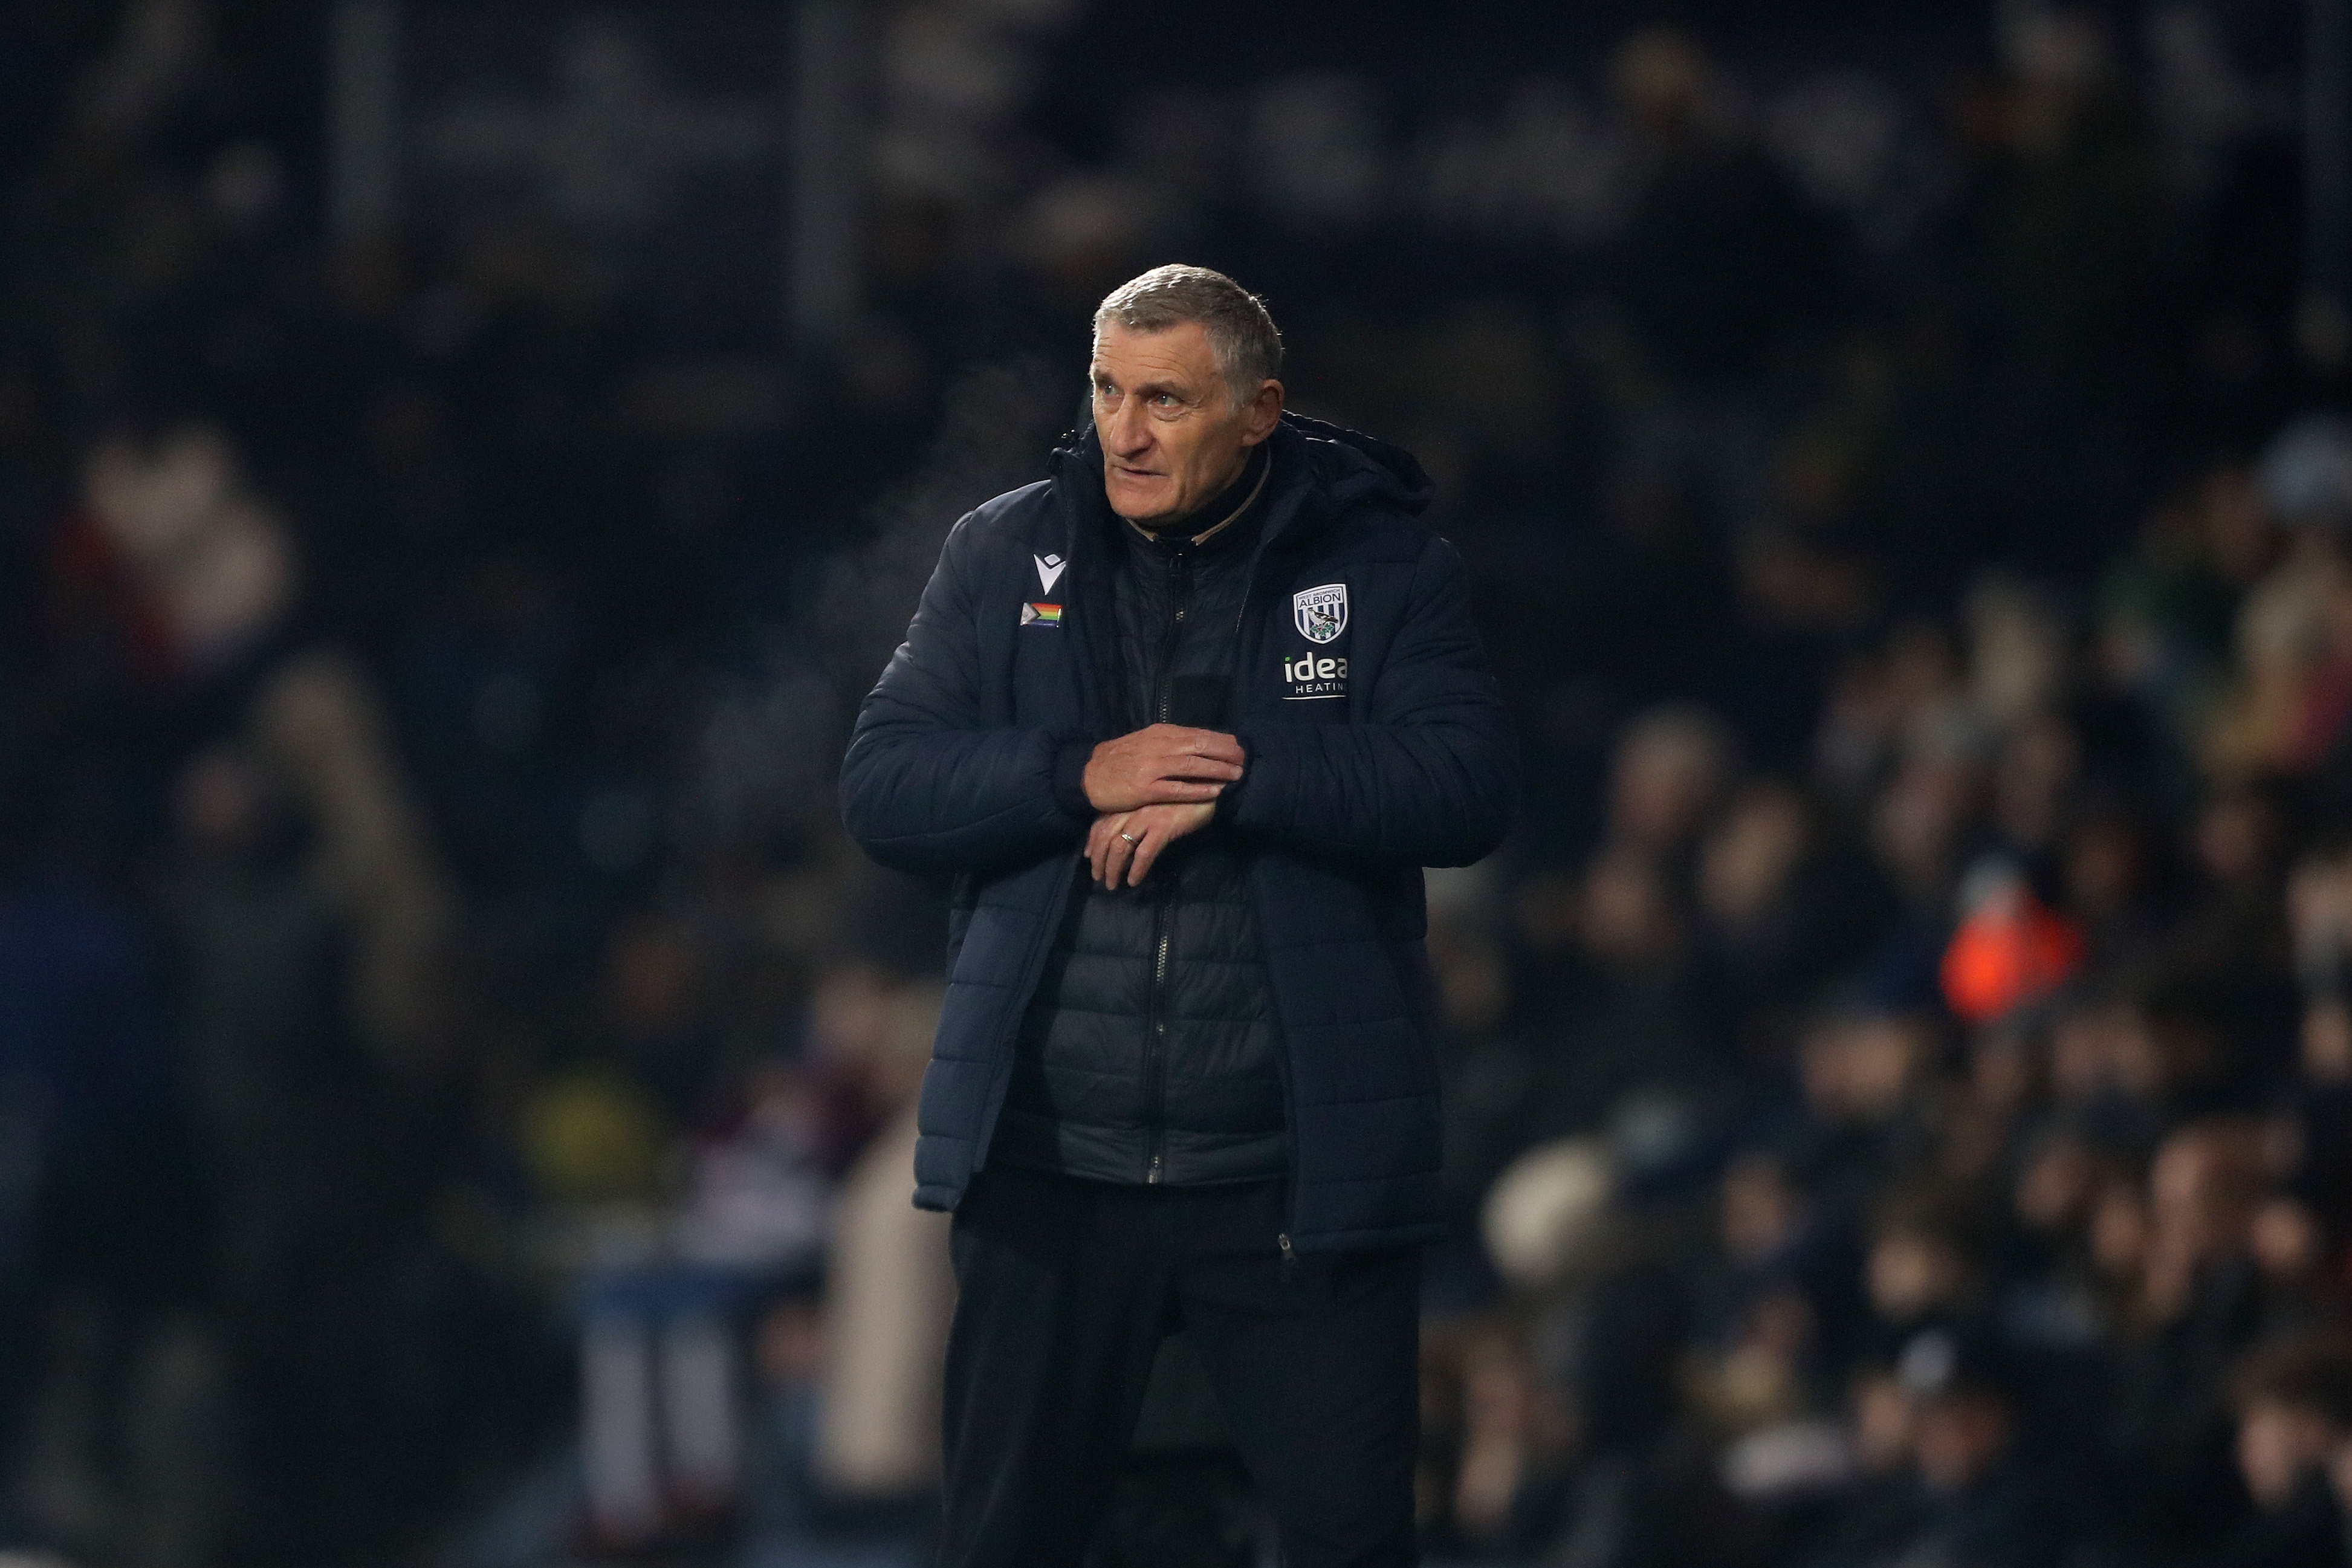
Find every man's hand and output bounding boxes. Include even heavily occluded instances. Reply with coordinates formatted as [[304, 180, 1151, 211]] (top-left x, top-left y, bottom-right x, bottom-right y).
[[1087, 802, 1216, 888], [1082, 723, 1245, 813]]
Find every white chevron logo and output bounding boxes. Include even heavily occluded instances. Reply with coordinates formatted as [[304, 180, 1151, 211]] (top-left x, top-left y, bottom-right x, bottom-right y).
[[1034, 552, 1067, 594]]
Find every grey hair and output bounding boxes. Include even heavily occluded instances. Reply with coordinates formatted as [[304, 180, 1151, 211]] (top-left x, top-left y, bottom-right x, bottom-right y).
[[1092, 264, 1283, 408]]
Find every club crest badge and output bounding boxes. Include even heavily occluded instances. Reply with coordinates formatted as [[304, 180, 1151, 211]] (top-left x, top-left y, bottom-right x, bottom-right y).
[[1292, 583, 1348, 644]]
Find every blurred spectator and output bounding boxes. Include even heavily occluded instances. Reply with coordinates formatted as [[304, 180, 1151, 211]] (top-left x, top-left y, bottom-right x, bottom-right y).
[[1870, 1327, 2060, 1568], [0, 777, 189, 1560], [2089, 1120, 2273, 1557], [1861, 1185, 1989, 1353], [2218, 1336, 2352, 1568], [812, 973, 948, 1508], [68, 425, 455, 1068], [1608, 705, 1735, 863]]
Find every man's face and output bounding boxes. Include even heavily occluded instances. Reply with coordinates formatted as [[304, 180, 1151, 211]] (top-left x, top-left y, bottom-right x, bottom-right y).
[[2238, 1400, 2342, 1508], [1913, 1393, 2010, 1493], [1090, 320, 1274, 526]]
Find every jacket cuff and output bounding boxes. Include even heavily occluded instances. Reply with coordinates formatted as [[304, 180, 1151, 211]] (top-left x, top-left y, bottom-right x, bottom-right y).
[[1051, 736, 1096, 820]]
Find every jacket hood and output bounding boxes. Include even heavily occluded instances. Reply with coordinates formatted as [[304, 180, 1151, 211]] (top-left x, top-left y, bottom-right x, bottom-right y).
[[1052, 410, 1434, 526], [1277, 411, 1434, 518]]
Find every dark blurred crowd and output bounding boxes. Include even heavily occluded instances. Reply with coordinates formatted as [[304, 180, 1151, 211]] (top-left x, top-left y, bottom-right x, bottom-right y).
[[2, 1, 2350, 1565], [1417, 518, 2352, 1567]]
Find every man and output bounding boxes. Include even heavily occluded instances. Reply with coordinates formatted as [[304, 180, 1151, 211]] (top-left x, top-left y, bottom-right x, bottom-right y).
[[840, 264, 1516, 1566], [2215, 1335, 2352, 1568], [2096, 1119, 2270, 1555], [1803, 1327, 2061, 1568]]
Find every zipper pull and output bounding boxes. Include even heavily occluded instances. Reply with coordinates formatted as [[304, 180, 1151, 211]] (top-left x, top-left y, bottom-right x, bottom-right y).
[[1278, 1233, 1296, 1283]]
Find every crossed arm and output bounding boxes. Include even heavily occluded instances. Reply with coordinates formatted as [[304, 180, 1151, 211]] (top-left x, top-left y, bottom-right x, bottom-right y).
[[840, 519, 1515, 880], [1077, 723, 1242, 887]]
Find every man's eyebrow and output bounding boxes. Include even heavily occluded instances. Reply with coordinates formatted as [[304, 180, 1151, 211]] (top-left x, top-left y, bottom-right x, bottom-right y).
[[1092, 369, 1193, 400]]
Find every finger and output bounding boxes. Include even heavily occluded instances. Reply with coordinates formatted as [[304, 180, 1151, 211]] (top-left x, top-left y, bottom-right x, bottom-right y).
[[1127, 822, 1166, 887], [1141, 747, 1237, 788], [1147, 723, 1234, 756], [1145, 779, 1229, 802], [1176, 730, 1246, 765], [1087, 816, 1123, 884], [1092, 813, 1135, 885], [1162, 757, 1244, 783]]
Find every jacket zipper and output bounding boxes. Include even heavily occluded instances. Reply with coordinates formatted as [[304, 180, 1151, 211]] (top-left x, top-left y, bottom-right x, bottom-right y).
[[1154, 549, 1191, 720], [1144, 913, 1171, 1184], [1141, 549, 1191, 1185]]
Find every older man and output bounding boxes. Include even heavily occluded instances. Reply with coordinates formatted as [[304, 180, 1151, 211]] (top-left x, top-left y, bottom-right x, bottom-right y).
[[841, 265, 1516, 1567]]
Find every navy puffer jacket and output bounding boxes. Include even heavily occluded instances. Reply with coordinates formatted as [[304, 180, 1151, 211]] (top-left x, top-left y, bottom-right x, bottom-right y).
[[840, 412, 1517, 1251]]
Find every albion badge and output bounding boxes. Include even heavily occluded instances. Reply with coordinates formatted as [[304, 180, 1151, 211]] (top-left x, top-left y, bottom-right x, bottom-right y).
[[1292, 583, 1348, 644]]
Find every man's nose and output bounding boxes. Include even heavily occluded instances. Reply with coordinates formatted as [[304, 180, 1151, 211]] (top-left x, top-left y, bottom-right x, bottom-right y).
[[1107, 398, 1153, 455]]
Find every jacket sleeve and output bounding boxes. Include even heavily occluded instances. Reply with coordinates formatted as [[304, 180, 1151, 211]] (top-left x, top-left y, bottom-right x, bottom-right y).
[[1229, 534, 1518, 867], [839, 514, 1093, 874]]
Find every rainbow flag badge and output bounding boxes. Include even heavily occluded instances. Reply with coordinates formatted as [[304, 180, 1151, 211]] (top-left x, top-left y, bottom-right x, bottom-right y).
[[1020, 602, 1063, 626]]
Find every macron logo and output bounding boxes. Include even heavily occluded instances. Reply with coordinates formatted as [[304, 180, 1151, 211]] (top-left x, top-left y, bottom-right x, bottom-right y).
[[1034, 553, 1067, 594]]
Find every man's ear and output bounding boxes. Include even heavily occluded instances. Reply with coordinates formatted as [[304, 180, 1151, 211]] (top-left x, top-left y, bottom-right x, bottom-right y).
[[1239, 379, 1285, 446]]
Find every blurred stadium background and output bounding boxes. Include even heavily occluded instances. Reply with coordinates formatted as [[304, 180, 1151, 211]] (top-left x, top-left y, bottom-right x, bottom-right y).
[[5, 1, 2352, 1565]]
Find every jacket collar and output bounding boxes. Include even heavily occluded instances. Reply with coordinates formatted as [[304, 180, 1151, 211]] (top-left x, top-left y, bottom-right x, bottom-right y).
[[1123, 442, 1271, 551]]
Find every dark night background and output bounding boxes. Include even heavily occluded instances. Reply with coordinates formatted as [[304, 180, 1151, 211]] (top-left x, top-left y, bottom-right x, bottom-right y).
[[4, 2, 2352, 1565]]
